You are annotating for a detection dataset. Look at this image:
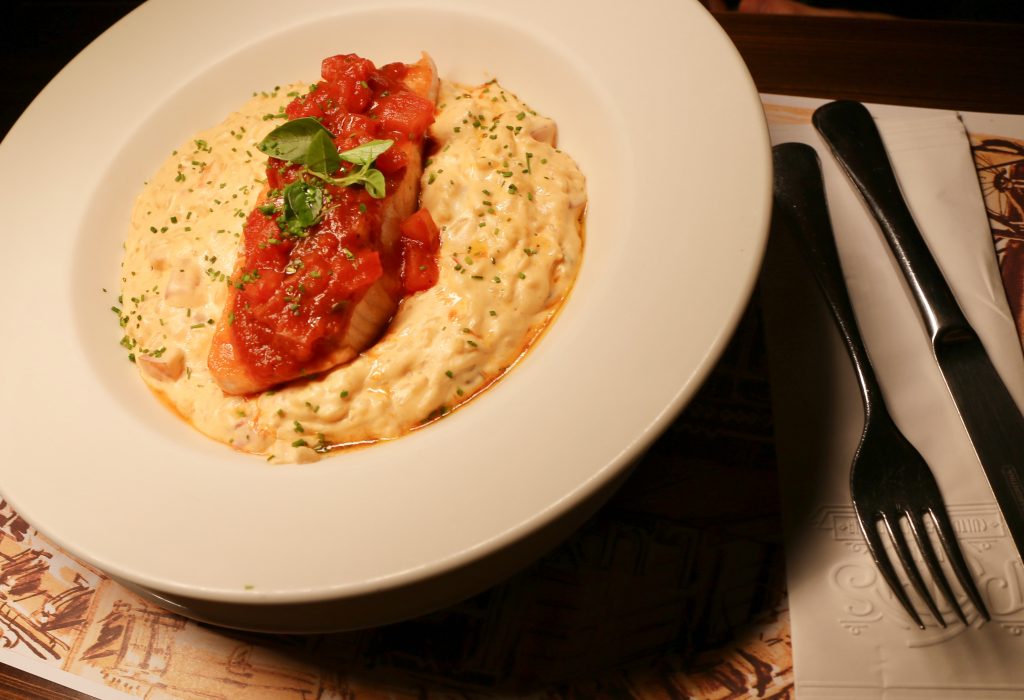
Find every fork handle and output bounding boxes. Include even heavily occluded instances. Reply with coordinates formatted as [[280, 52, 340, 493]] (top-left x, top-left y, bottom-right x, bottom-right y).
[[812, 101, 972, 344], [772, 143, 885, 411]]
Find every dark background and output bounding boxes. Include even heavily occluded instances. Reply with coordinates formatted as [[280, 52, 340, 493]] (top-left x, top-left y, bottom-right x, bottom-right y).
[[800, 0, 1024, 21], [711, 0, 1024, 20], [4, 1, 145, 139], [6, 0, 1024, 142]]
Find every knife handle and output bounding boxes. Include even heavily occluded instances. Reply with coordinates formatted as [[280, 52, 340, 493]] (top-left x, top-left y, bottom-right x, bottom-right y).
[[812, 101, 973, 345], [772, 142, 885, 410]]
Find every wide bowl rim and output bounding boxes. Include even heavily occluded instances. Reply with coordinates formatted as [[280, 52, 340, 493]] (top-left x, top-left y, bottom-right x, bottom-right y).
[[0, 0, 771, 605]]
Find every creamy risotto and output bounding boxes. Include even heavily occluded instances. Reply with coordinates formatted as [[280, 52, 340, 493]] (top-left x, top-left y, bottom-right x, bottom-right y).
[[118, 78, 585, 462]]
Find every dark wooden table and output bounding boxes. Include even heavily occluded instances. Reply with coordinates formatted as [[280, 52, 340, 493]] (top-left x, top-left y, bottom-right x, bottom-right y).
[[719, 13, 1023, 113], [2, 6, 1022, 699]]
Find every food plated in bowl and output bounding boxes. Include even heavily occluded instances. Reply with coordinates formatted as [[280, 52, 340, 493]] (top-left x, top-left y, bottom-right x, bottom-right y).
[[0, 0, 770, 631], [120, 51, 586, 462]]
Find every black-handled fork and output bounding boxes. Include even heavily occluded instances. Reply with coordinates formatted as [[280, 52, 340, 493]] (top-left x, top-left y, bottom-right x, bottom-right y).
[[772, 142, 989, 629]]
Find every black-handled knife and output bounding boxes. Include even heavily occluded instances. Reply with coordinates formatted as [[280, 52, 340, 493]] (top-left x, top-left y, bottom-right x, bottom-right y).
[[813, 99, 1024, 564]]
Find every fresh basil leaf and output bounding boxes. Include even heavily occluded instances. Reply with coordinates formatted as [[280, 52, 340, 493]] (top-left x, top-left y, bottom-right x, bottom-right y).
[[304, 130, 341, 175], [257, 118, 335, 163], [324, 166, 387, 199], [361, 168, 387, 199], [338, 139, 394, 166], [258, 120, 394, 198], [282, 181, 323, 234]]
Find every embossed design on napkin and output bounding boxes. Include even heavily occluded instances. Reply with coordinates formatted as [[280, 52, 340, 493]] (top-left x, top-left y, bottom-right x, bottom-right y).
[[812, 503, 1024, 642]]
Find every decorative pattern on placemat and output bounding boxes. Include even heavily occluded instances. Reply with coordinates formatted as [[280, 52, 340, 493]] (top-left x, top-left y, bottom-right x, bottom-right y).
[[973, 134, 1024, 343], [974, 136, 1024, 242], [0, 300, 792, 698], [0, 501, 100, 663]]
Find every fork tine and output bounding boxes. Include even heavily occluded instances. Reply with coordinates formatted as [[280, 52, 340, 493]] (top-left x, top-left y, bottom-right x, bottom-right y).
[[905, 508, 967, 625], [882, 512, 946, 627], [860, 512, 926, 629], [927, 506, 991, 622]]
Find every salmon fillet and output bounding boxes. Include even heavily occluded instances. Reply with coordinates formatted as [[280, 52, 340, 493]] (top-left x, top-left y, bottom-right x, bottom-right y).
[[208, 53, 438, 395]]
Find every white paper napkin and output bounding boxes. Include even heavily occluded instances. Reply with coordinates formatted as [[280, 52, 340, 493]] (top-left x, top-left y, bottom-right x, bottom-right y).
[[760, 95, 1024, 699]]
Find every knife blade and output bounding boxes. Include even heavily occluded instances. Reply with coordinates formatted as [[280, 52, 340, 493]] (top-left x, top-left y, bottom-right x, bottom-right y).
[[812, 99, 1024, 563]]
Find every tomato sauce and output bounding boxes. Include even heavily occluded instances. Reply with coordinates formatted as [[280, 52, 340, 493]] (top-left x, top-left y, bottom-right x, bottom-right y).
[[225, 54, 439, 387]]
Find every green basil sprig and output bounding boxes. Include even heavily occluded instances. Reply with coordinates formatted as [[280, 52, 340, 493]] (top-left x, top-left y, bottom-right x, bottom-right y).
[[257, 118, 340, 175], [306, 139, 393, 199], [257, 118, 393, 199], [280, 181, 323, 236]]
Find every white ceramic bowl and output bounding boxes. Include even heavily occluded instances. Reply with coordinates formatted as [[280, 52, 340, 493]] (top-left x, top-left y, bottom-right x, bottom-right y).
[[0, 0, 770, 632]]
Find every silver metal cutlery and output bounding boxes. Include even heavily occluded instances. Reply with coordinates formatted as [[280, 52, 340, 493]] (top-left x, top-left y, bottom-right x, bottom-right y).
[[772, 141, 990, 628], [813, 100, 1024, 571]]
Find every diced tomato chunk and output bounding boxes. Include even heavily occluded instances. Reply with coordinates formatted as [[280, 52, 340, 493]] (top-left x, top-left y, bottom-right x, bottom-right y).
[[399, 209, 441, 293], [400, 208, 440, 245], [335, 250, 383, 295], [239, 268, 283, 306], [374, 145, 407, 175], [321, 54, 374, 83], [242, 208, 284, 257], [402, 244, 438, 293], [287, 79, 372, 126], [264, 158, 303, 190], [285, 94, 325, 121], [331, 113, 376, 138], [374, 91, 436, 137], [375, 62, 410, 88]]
